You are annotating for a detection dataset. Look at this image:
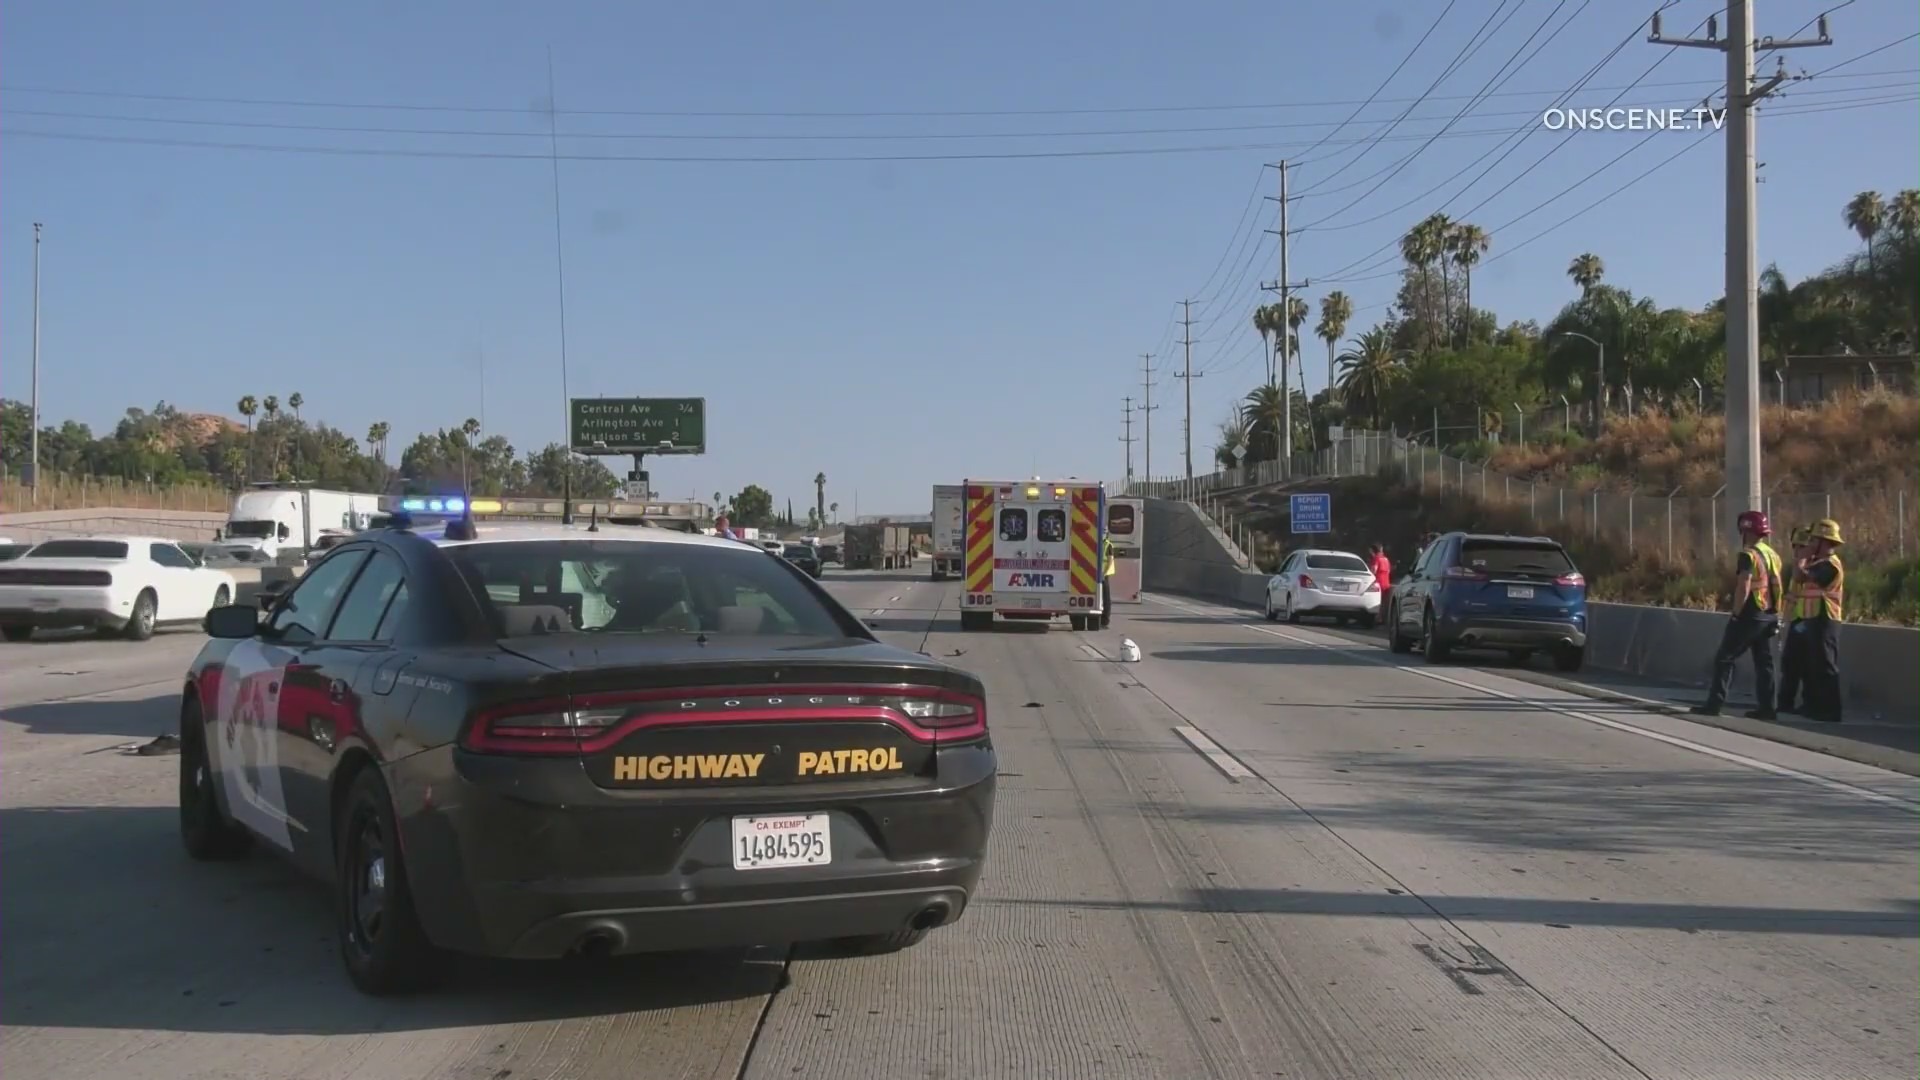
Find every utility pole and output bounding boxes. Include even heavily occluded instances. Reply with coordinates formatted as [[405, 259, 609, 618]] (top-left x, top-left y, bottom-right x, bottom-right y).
[[1139, 353, 1160, 482], [1175, 300, 1201, 482], [30, 222, 42, 506], [1650, 3, 1829, 520], [1119, 397, 1138, 483], [1262, 160, 1311, 469]]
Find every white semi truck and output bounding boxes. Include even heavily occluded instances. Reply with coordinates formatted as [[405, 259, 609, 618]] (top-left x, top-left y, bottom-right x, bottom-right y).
[[930, 484, 965, 580], [216, 484, 382, 563]]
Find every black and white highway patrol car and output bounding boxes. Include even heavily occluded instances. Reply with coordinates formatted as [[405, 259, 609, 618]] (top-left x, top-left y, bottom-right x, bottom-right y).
[[177, 508, 996, 995]]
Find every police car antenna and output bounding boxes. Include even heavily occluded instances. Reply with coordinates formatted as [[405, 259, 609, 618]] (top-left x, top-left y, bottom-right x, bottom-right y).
[[587, 506, 600, 532], [561, 467, 574, 525]]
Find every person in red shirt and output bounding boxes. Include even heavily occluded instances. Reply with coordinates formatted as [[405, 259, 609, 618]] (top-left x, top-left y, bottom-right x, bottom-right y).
[[1368, 542, 1392, 592]]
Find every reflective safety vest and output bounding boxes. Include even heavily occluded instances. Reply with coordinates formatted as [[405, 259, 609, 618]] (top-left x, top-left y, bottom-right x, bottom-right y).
[[1742, 540, 1784, 616], [1102, 537, 1117, 577], [1793, 554, 1845, 622]]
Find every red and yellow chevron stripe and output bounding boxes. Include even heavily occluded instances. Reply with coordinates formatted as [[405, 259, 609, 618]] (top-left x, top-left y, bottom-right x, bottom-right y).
[[1068, 486, 1100, 595], [964, 485, 995, 593]]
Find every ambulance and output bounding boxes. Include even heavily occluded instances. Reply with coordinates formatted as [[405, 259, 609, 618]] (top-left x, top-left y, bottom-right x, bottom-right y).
[[958, 479, 1106, 631]]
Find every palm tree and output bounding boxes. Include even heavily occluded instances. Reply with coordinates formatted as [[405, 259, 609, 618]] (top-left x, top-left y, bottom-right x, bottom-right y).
[[1400, 214, 1451, 351], [829, 501, 839, 524], [262, 395, 279, 422], [813, 472, 827, 528], [1335, 327, 1401, 428], [287, 392, 304, 421], [1888, 189, 1920, 243], [1567, 253, 1605, 295], [1447, 222, 1491, 346], [366, 421, 390, 463], [237, 395, 258, 482], [1251, 305, 1278, 385], [1240, 384, 1287, 463], [1316, 292, 1354, 410], [1844, 190, 1886, 276], [1213, 413, 1252, 469]]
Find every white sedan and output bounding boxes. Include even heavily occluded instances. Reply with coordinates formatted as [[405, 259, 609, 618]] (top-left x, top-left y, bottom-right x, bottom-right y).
[[1264, 548, 1382, 628], [0, 535, 237, 642]]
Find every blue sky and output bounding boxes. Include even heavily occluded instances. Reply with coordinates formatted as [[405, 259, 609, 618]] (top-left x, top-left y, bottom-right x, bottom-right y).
[[2, 1, 1914, 516]]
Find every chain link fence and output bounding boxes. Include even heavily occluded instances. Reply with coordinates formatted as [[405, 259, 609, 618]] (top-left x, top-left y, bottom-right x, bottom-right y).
[[1, 472, 231, 515], [1118, 430, 1915, 569]]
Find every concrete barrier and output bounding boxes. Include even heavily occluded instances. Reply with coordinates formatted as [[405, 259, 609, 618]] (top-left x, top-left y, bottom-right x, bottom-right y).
[[1143, 496, 1918, 724], [0, 508, 229, 544]]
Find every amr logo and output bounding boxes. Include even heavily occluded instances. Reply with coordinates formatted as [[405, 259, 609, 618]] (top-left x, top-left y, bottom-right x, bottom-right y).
[[1006, 573, 1055, 588]]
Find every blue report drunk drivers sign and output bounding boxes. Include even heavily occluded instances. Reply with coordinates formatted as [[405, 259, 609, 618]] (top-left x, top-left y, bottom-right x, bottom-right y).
[[1290, 493, 1332, 534]]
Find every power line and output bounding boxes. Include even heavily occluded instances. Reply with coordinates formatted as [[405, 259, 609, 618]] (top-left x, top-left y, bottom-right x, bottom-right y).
[[1297, 0, 1586, 231], [1317, 90, 1910, 286], [1297, 0, 1526, 194], [1285, 0, 1463, 166], [0, 120, 1552, 163], [22, 64, 1898, 119], [1309, 5, 1703, 282]]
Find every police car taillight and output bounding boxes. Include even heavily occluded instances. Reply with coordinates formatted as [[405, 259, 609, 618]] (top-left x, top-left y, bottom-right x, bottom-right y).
[[463, 705, 625, 754]]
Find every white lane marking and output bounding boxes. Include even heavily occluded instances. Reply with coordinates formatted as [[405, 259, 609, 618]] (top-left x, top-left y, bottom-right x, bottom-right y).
[[869, 608, 888, 616], [1144, 594, 1917, 811], [889, 595, 902, 602], [1174, 725, 1256, 781]]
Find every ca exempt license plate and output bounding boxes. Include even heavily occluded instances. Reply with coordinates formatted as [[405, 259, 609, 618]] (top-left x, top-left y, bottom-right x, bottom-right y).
[[731, 813, 832, 870], [1507, 585, 1535, 599]]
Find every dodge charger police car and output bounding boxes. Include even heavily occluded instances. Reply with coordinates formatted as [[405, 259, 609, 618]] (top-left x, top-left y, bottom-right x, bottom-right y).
[[177, 510, 996, 995]]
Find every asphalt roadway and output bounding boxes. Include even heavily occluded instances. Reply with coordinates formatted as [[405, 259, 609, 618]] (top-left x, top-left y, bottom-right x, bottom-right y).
[[2, 569, 1914, 1080]]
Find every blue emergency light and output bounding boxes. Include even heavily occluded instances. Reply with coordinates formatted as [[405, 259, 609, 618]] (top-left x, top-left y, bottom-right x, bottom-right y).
[[400, 496, 467, 514]]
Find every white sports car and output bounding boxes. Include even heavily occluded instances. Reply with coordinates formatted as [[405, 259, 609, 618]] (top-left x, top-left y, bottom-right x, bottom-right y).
[[0, 535, 237, 642]]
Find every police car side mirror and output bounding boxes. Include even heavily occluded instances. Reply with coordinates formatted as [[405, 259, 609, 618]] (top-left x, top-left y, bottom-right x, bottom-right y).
[[205, 604, 264, 639]]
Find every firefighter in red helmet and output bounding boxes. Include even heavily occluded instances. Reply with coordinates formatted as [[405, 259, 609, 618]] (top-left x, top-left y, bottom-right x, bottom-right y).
[[1692, 509, 1784, 718]]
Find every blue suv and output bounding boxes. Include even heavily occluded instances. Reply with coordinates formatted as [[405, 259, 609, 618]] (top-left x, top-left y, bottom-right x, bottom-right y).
[[1385, 531, 1588, 671]]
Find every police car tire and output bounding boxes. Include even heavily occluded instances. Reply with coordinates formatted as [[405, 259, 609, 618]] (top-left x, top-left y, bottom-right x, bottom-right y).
[[1, 624, 30, 642], [179, 698, 254, 861], [834, 928, 928, 955], [335, 768, 444, 996]]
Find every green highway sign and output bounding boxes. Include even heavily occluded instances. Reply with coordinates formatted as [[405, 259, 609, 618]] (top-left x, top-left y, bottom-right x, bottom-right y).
[[569, 397, 706, 455]]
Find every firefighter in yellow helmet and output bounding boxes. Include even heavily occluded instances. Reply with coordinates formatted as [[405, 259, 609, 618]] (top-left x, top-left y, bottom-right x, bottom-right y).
[[1794, 518, 1846, 723], [1774, 524, 1813, 716], [1100, 532, 1117, 629], [1692, 510, 1784, 719]]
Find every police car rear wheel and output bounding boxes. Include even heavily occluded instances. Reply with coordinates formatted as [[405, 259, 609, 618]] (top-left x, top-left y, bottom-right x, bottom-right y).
[[1, 624, 30, 642], [178, 697, 252, 861], [336, 768, 443, 995], [834, 928, 929, 955]]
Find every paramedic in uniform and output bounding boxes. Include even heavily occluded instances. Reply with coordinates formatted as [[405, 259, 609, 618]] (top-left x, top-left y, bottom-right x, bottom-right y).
[[1774, 524, 1812, 715], [1100, 534, 1117, 629], [1691, 510, 1784, 719], [1793, 518, 1847, 724]]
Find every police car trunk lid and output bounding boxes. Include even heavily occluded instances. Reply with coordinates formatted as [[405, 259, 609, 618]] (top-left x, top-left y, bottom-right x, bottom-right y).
[[483, 636, 985, 791]]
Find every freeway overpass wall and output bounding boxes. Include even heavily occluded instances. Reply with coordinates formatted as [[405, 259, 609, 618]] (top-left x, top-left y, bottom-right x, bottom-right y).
[[1140, 496, 1919, 727], [0, 508, 229, 544]]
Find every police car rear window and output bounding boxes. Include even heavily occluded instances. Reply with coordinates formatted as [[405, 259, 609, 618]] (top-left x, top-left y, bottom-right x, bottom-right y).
[[444, 540, 849, 639], [26, 540, 129, 560]]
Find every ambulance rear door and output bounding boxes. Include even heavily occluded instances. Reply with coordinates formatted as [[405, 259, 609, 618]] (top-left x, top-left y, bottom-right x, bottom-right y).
[[1107, 497, 1144, 603], [993, 482, 1073, 618]]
